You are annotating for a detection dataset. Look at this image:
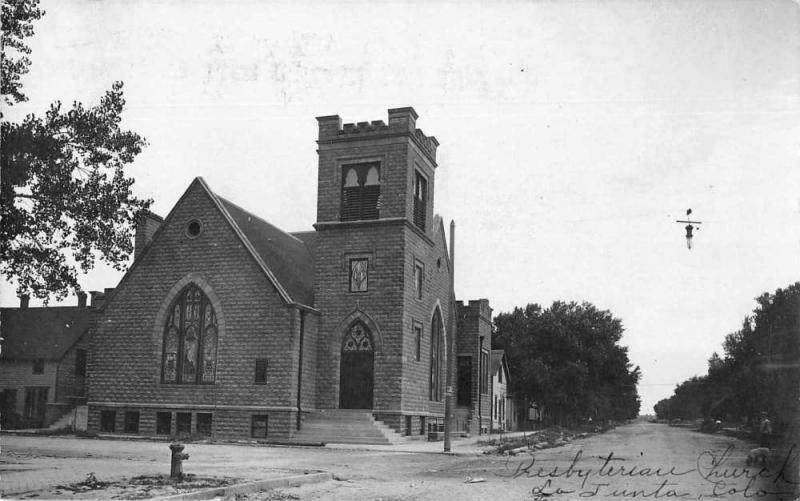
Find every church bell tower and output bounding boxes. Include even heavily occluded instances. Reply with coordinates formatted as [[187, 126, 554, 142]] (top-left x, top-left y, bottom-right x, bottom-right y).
[[312, 107, 446, 419]]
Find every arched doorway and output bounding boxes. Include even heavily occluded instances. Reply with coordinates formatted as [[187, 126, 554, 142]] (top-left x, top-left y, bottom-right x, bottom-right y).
[[339, 321, 374, 409]]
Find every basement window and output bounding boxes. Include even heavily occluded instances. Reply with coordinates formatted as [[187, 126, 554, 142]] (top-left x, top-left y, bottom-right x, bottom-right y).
[[251, 415, 268, 439], [156, 412, 172, 435], [176, 412, 192, 436], [100, 410, 116, 432], [196, 413, 212, 437], [124, 411, 140, 433]]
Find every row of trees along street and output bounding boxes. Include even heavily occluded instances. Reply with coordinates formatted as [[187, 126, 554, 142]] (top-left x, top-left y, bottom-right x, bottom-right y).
[[494, 301, 642, 427], [654, 282, 800, 441]]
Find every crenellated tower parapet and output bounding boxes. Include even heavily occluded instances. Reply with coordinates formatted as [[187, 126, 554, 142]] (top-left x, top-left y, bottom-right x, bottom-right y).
[[317, 107, 438, 164]]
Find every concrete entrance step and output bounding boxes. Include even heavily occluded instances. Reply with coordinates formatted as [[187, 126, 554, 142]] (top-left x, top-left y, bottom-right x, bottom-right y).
[[291, 410, 406, 445]]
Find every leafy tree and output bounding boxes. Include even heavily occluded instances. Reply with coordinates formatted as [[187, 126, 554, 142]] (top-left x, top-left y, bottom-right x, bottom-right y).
[[494, 301, 641, 426], [1, 0, 151, 301], [654, 282, 800, 440]]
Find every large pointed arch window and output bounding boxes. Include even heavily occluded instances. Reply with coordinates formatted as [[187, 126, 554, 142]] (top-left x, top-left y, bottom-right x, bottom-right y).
[[162, 285, 218, 384], [430, 309, 443, 401]]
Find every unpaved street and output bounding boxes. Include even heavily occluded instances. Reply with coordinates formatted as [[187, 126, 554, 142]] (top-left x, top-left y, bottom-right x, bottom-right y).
[[2, 422, 798, 500]]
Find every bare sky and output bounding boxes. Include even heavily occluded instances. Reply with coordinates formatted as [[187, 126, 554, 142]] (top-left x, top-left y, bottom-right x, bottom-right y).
[[3, 0, 799, 414]]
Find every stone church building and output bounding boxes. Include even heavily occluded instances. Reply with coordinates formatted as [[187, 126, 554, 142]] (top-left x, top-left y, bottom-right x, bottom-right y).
[[87, 108, 493, 441]]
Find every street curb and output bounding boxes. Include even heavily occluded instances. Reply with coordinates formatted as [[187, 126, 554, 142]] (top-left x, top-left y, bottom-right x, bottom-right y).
[[149, 472, 332, 500]]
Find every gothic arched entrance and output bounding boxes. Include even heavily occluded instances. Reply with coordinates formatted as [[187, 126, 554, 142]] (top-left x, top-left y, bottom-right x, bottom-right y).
[[339, 321, 375, 409]]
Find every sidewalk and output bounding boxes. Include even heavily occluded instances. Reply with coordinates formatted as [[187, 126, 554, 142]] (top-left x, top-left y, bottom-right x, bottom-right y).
[[325, 430, 535, 455]]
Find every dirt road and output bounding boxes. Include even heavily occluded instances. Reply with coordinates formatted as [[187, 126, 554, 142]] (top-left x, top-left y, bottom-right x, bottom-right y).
[[2, 422, 797, 499]]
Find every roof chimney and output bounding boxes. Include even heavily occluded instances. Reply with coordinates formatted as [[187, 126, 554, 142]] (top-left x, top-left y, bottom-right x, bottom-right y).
[[90, 291, 106, 309], [134, 211, 164, 261], [77, 291, 87, 308], [19, 294, 29, 309]]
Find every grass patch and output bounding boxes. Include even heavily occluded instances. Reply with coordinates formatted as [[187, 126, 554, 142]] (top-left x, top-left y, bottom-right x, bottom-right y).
[[49, 473, 239, 499], [479, 423, 615, 455]]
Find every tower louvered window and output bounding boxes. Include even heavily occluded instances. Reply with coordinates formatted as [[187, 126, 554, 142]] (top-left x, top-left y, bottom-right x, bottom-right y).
[[162, 285, 218, 384], [341, 163, 380, 221], [413, 171, 427, 230]]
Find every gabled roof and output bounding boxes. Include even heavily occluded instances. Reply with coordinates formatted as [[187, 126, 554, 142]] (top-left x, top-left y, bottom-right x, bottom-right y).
[[216, 196, 316, 307], [0, 307, 91, 360], [491, 349, 510, 381], [104, 177, 318, 313]]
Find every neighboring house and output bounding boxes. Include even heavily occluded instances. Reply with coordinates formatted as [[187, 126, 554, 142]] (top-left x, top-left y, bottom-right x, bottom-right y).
[[454, 300, 493, 435], [490, 349, 510, 432], [0, 294, 92, 429], [87, 108, 473, 442]]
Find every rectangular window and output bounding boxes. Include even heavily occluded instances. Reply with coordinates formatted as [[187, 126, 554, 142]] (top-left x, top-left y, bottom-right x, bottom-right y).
[[196, 413, 212, 437], [75, 349, 87, 377], [457, 356, 472, 406], [414, 261, 424, 299], [413, 324, 422, 361], [156, 412, 172, 435], [413, 170, 427, 230], [405, 415, 412, 436], [254, 358, 268, 384], [23, 387, 48, 421], [341, 162, 380, 221], [480, 351, 489, 394], [251, 415, 268, 439], [176, 412, 192, 436], [419, 416, 426, 436], [349, 258, 369, 292], [32, 359, 44, 374], [124, 411, 140, 433], [100, 410, 116, 432]]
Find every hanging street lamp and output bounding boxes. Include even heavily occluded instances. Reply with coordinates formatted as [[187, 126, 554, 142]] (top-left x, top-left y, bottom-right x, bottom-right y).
[[676, 209, 703, 249]]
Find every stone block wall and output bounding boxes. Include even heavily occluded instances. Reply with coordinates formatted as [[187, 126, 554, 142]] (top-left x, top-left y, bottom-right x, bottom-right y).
[[456, 299, 493, 434], [88, 180, 302, 440]]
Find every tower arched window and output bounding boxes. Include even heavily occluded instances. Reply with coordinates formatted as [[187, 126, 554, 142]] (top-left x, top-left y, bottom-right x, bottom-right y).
[[162, 285, 218, 384], [341, 162, 380, 221], [430, 309, 443, 401]]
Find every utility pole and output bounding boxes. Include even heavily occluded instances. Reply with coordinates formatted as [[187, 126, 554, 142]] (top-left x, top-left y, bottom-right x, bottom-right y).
[[444, 220, 455, 452]]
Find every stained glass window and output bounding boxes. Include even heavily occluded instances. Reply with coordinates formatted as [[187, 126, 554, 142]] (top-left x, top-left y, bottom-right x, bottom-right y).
[[161, 285, 218, 384], [349, 258, 368, 292], [342, 322, 373, 352]]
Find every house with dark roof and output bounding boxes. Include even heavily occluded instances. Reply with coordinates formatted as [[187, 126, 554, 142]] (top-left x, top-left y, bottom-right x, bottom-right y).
[[88, 108, 490, 443], [0, 294, 92, 429], [490, 349, 514, 432]]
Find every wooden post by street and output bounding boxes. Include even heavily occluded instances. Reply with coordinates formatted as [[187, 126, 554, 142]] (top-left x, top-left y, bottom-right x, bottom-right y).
[[444, 220, 455, 452]]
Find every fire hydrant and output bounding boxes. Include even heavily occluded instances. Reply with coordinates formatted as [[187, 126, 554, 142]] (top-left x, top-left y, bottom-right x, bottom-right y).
[[169, 442, 189, 479]]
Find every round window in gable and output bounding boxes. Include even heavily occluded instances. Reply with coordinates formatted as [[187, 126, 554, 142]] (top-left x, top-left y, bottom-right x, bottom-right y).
[[186, 220, 203, 238]]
